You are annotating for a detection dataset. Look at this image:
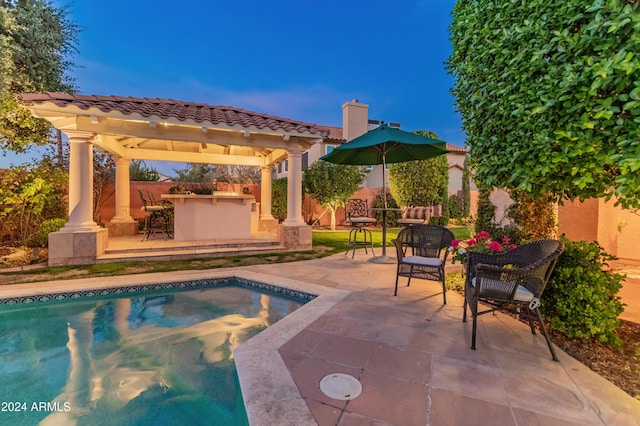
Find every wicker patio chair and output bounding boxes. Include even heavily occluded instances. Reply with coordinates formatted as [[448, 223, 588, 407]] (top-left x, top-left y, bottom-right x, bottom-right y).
[[344, 199, 377, 258], [392, 224, 455, 303], [462, 239, 564, 361]]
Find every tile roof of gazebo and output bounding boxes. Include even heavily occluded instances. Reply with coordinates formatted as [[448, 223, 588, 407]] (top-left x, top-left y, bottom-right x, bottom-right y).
[[21, 93, 328, 136], [20, 93, 328, 167]]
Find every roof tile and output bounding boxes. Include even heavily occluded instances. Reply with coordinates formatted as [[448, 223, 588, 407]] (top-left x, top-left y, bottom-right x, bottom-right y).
[[20, 92, 328, 136]]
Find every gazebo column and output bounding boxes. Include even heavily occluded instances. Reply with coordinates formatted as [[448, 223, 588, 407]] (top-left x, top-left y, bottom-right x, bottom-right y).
[[108, 158, 137, 237], [48, 131, 107, 266], [258, 165, 278, 233], [279, 147, 311, 249]]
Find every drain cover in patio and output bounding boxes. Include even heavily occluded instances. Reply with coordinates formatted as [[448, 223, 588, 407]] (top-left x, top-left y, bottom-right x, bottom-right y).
[[320, 373, 362, 400]]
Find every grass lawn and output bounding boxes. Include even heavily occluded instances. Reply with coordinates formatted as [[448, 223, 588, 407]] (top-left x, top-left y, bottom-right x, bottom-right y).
[[0, 226, 471, 285]]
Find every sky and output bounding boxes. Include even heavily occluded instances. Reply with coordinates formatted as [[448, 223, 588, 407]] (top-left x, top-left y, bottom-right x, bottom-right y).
[[2, 0, 463, 175]]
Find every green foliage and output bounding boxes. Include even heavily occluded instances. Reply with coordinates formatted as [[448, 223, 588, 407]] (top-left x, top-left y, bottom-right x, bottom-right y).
[[429, 216, 448, 226], [373, 193, 400, 226], [0, 0, 79, 152], [474, 189, 496, 234], [461, 158, 471, 217], [271, 177, 288, 222], [172, 163, 216, 182], [389, 154, 448, 208], [445, 272, 465, 292], [448, 1, 640, 208], [544, 237, 625, 349], [448, 194, 464, 219], [130, 160, 159, 181], [303, 161, 366, 230], [32, 217, 65, 247], [507, 190, 557, 239], [0, 160, 67, 245], [185, 183, 213, 195]]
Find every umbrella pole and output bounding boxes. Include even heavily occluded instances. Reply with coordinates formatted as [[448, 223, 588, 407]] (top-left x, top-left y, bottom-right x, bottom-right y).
[[370, 152, 395, 263], [382, 155, 387, 256]]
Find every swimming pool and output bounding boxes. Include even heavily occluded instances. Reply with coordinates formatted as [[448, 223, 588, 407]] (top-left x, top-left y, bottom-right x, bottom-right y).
[[0, 277, 314, 426]]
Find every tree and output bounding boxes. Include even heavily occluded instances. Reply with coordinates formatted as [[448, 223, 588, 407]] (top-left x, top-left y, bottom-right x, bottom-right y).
[[93, 149, 114, 224], [130, 160, 159, 182], [447, 1, 640, 208], [0, 0, 79, 152], [172, 163, 216, 182], [216, 165, 260, 192], [0, 158, 66, 245], [271, 177, 288, 222], [303, 161, 366, 230], [461, 157, 471, 217], [388, 131, 448, 209]]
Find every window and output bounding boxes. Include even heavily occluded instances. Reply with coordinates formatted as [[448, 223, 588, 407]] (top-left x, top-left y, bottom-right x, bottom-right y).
[[326, 145, 336, 155], [285, 159, 289, 172], [302, 152, 309, 170], [278, 163, 282, 173]]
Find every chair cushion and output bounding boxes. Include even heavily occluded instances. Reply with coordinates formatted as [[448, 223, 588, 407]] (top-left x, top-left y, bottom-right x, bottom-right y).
[[141, 205, 165, 212], [348, 217, 376, 224], [397, 218, 424, 224], [470, 277, 534, 302], [403, 256, 442, 267], [404, 207, 428, 220]]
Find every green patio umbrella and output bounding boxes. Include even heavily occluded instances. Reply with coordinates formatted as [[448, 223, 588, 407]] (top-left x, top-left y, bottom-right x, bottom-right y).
[[320, 124, 449, 263]]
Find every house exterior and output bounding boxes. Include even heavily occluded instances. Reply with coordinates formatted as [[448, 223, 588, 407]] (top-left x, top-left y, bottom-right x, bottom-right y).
[[272, 100, 469, 225]]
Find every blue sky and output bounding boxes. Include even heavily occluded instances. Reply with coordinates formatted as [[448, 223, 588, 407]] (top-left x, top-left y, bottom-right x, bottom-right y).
[[2, 0, 463, 174]]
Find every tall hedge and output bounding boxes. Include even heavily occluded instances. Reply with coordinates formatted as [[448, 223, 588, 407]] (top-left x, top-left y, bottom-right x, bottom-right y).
[[448, 1, 640, 208]]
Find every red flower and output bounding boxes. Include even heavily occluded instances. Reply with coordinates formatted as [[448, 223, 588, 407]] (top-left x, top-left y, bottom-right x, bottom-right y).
[[475, 231, 490, 239], [467, 239, 477, 246], [488, 241, 502, 252], [502, 237, 511, 244], [451, 239, 460, 248], [508, 244, 517, 250]]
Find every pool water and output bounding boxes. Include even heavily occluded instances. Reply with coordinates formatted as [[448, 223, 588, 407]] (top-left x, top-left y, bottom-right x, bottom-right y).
[[0, 281, 307, 425]]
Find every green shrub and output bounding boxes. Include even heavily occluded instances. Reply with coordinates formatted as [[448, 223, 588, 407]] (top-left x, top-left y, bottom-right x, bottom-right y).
[[373, 194, 400, 227], [474, 188, 495, 234], [543, 237, 625, 349], [445, 272, 465, 292], [272, 178, 288, 222], [448, 194, 464, 219], [32, 218, 67, 247], [429, 216, 448, 226]]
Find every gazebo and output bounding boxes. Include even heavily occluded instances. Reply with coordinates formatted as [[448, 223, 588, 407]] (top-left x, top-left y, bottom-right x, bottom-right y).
[[20, 93, 327, 265]]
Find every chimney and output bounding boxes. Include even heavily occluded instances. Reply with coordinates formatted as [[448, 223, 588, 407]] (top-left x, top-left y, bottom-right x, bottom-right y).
[[342, 99, 369, 140]]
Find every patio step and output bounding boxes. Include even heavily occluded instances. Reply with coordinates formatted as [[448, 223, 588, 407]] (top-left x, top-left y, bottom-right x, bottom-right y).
[[104, 239, 280, 255], [98, 237, 285, 263]]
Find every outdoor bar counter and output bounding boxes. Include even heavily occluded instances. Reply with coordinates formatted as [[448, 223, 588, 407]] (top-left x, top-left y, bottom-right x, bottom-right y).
[[161, 192, 255, 240]]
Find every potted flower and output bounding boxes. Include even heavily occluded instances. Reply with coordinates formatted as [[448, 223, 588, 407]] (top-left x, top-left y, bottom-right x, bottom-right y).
[[449, 231, 517, 265]]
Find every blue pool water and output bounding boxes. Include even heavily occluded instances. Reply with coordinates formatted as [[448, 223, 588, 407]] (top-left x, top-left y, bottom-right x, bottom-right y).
[[0, 278, 310, 425]]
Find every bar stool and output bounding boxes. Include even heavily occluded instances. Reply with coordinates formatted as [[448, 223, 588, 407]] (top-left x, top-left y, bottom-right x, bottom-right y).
[[344, 199, 377, 258]]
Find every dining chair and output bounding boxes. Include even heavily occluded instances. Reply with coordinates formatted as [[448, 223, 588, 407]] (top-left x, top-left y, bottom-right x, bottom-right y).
[[463, 239, 564, 361], [392, 224, 455, 303]]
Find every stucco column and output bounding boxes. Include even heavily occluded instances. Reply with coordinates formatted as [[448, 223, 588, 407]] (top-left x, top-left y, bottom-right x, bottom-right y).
[[260, 166, 274, 220], [111, 158, 134, 223], [283, 148, 304, 225], [62, 131, 100, 231]]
